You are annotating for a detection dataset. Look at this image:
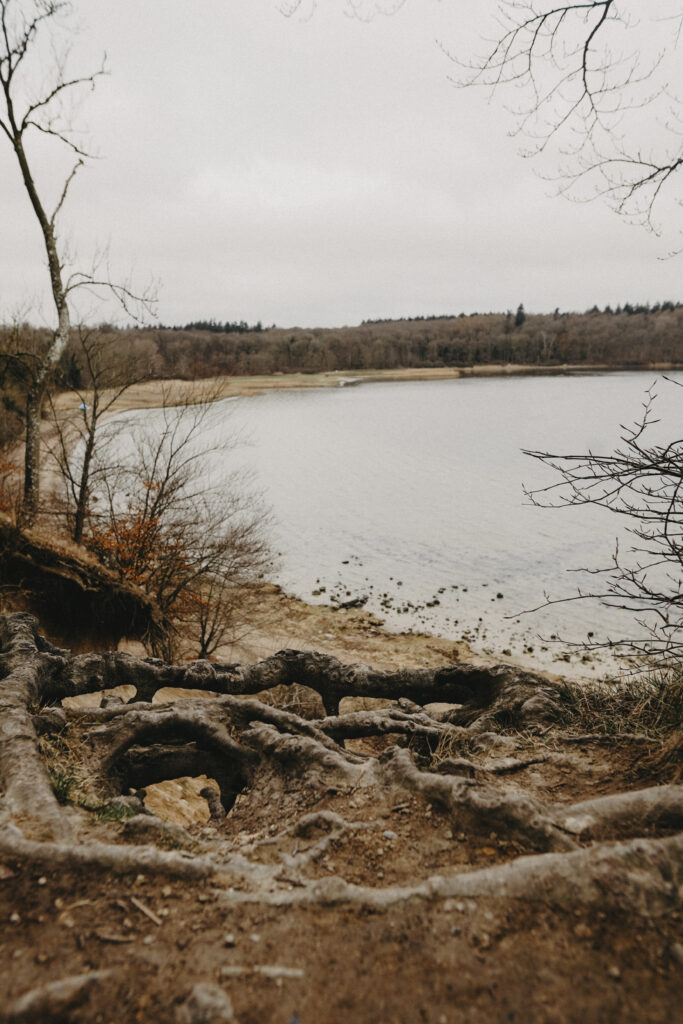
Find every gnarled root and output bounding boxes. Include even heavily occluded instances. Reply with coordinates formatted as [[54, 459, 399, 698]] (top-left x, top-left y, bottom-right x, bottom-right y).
[[1, 611, 682, 921]]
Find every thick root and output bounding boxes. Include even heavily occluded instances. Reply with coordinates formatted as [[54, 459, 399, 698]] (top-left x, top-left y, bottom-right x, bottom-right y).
[[1, 610, 682, 930], [4, 970, 113, 1024]]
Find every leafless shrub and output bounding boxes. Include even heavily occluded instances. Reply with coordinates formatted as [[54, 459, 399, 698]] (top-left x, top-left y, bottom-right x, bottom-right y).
[[77, 387, 274, 659], [524, 379, 683, 668]]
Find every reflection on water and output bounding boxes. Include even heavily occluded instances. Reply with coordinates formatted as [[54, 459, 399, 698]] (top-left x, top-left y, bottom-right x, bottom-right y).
[[115, 372, 683, 677]]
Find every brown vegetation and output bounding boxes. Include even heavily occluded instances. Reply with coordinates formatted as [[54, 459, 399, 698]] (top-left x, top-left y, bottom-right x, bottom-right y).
[[98, 304, 683, 380]]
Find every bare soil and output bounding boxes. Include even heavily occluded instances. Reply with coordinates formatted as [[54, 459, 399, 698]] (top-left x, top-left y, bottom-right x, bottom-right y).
[[1, 628, 681, 1024], [2, 726, 681, 1024], [2, 858, 681, 1024]]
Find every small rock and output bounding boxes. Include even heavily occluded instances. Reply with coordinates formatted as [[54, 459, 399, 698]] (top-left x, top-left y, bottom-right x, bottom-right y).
[[100, 694, 125, 708], [250, 932, 261, 943], [224, 934, 236, 948], [573, 923, 592, 939], [176, 983, 234, 1023], [37, 876, 47, 886], [162, 886, 173, 898], [450, 926, 461, 936], [10, 912, 20, 923], [608, 965, 621, 980], [670, 942, 683, 965], [382, 830, 398, 841]]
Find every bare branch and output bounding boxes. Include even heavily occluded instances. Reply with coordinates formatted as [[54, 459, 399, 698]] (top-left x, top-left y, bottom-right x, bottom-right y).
[[458, 2, 683, 234]]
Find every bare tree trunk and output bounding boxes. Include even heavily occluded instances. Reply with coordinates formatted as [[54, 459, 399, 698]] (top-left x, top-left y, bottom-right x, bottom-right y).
[[73, 416, 97, 544], [22, 384, 44, 524]]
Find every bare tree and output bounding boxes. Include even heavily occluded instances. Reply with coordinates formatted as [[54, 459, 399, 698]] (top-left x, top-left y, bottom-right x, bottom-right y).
[[0, 1, 151, 523], [81, 387, 273, 658], [46, 327, 153, 543], [523, 380, 683, 667], [458, 2, 683, 237]]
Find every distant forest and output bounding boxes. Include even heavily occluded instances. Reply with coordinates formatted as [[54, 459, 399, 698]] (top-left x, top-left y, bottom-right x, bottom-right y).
[[72, 302, 683, 382], [2, 304, 683, 450]]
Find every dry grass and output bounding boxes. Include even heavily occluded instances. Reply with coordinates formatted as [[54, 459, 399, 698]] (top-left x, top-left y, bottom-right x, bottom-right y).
[[39, 725, 112, 810], [429, 730, 475, 767], [557, 670, 683, 738], [256, 683, 326, 720]]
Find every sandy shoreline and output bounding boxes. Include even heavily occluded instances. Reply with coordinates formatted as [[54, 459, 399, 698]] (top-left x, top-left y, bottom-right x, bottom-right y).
[[50, 360, 683, 415]]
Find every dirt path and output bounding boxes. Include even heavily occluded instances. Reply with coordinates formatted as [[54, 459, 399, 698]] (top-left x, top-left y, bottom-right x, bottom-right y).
[[2, 854, 680, 1024]]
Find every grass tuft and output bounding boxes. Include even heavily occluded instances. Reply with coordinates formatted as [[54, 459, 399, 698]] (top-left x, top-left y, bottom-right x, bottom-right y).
[[94, 801, 139, 823], [557, 670, 683, 738]]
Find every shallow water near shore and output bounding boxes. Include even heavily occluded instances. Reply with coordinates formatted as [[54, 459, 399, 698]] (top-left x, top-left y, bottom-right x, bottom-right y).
[[112, 371, 683, 676]]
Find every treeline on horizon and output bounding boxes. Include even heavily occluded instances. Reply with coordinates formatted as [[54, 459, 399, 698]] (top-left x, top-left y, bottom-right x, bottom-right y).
[[89, 301, 683, 380], [2, 302, 681, 452], [2, 303, 683, 449]]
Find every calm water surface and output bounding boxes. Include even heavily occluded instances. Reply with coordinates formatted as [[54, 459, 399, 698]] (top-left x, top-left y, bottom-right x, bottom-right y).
[[117, 372, 683, 676]]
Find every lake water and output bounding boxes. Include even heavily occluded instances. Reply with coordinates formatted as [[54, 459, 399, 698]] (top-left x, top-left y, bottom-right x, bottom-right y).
[[113, 371, 683, 676]]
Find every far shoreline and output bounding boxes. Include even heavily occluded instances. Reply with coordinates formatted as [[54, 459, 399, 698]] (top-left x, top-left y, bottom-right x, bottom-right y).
[[51, 360, 683, 416]]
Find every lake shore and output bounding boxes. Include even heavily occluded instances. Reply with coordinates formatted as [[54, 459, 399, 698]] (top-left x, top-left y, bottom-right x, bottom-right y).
[[209, 582, 484, 674], [49, 364, 643, 680], [50, 360, 683, 415]]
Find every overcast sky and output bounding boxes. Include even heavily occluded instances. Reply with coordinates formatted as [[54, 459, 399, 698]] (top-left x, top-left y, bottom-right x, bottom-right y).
[[1, 0, 682, 328]]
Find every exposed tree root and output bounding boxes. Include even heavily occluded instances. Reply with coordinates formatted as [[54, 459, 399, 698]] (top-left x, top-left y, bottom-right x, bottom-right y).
[[3, 970, 113, 1024], [0, 615, 73, 841], [379, 747, 576, 852], [51, 644, 565, 720], [556, 785, 683, 836], [1, 611, 682, 925], [0, 822, 217, 878], [216, 833, 682, 917]]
